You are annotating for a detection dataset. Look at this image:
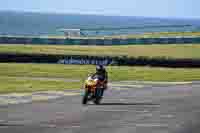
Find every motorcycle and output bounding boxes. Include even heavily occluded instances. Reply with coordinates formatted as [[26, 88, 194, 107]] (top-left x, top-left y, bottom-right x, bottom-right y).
[[82, 74, 106, 105]]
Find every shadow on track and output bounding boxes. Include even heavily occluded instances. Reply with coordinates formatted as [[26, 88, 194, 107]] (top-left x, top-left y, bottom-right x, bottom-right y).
[[0, 123, 20, 127], [90, 102, 160, 106]]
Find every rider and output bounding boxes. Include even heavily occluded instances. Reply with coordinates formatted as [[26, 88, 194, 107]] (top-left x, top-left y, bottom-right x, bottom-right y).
[[93, 65, 108, 94]]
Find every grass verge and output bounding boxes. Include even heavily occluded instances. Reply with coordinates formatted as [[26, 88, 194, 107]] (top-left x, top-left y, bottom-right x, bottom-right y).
[[0, 44, 200, 59], [1, 63, 200, 93], [0, 76, 80, 94]]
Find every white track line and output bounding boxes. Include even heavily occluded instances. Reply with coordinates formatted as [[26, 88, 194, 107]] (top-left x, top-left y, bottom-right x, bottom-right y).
[[135, 123, 169, 127], [116, 81, 192, 85]]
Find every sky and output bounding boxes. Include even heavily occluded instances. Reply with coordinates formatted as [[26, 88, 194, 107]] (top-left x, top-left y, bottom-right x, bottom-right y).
[[0, 0, 199, 19]]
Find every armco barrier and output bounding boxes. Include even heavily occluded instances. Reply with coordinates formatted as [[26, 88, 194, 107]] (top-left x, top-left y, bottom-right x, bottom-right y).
[[104, 39, 113, 45], [96, 39, 104, 45], [87, 39, 97, 45], [112, 39, 120, 45], [120, 39, 128, 45], [79, 39, 88, 45], [0, 36, 200, 45]]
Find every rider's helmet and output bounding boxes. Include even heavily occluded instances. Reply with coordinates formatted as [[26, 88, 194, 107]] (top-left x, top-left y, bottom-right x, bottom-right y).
[[96, 65, 105, 73]]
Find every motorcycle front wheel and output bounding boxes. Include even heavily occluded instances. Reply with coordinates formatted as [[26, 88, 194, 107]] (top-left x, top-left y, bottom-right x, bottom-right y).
[[94, 88, 103, 105], [82, 89, 89, 105]]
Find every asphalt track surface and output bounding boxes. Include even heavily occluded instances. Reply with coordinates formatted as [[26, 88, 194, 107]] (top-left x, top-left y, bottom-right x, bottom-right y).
[[1, 82, 200, 133]]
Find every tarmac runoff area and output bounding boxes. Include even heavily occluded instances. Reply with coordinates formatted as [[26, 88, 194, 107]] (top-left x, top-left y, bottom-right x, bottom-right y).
[[1, 81, 200, 133]]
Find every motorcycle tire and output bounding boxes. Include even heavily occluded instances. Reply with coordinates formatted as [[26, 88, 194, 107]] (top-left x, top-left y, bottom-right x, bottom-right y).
[[94, 98, 100, 105], [94, 88, 102, 105], [82, 90, 89, 105]]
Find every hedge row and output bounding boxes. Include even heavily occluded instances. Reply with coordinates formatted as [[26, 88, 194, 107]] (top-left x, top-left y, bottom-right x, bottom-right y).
[[0, 53, 200, 68], [114, 56, 200, 68]]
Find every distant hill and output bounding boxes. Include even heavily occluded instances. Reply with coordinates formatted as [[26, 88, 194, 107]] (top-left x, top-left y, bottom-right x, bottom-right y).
[[0, 10, 199, 35]]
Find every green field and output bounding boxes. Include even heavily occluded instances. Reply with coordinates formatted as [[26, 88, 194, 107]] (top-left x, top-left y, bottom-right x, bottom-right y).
[[124, 32, 200, 38], [0, 44, 200, 59], [1, 63, 200, 94], [1, 43, 200, 93], [100, 32, 200, 39]]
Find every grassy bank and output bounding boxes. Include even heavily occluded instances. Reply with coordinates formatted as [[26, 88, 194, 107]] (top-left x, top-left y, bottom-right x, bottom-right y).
[[0, 44, 200, 59], [1, 63, 200, 93], [0, 76, 80, 94]]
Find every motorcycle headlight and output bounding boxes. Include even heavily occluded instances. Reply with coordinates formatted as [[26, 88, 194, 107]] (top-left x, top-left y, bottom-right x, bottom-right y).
[[91, 80, 97, 86], [85, 80, 95, 86]]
